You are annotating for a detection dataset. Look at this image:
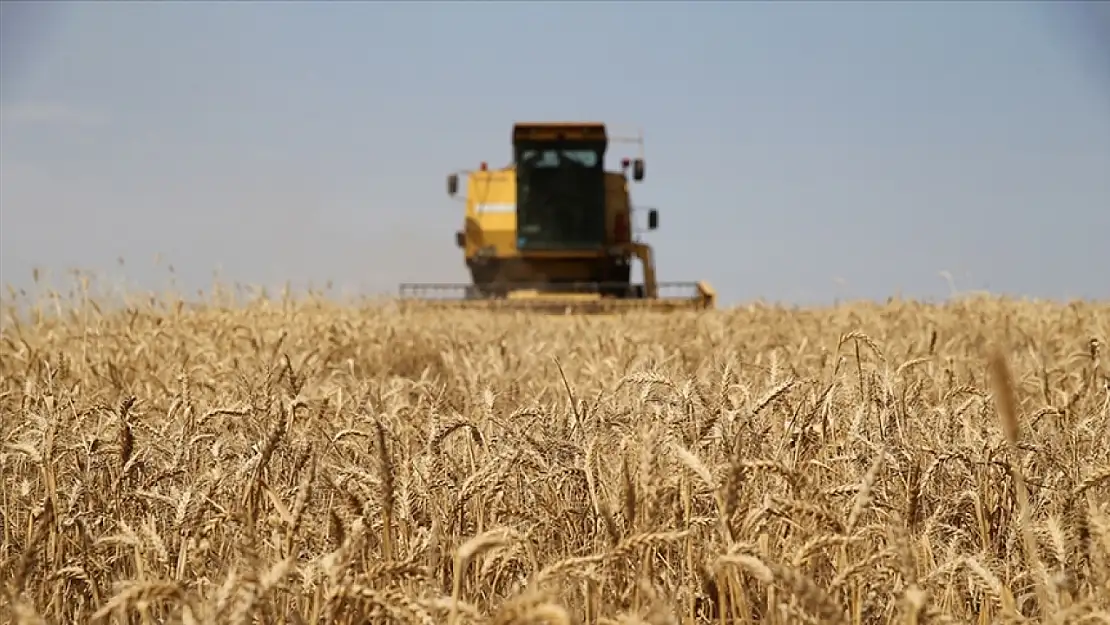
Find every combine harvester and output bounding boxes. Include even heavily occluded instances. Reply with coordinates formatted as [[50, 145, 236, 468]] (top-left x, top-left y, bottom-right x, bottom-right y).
[[398, 121, 715, 314]]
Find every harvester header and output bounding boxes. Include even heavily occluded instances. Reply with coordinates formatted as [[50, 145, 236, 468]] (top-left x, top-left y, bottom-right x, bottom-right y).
[[398, 121, 715, 314]]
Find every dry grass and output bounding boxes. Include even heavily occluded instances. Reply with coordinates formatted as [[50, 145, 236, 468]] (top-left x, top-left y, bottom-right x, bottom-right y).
[[2, 285, 1110, 624]]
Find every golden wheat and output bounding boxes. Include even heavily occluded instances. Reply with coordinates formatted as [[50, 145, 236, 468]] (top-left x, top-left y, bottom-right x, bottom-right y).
[[2, 286, 1110, 624]]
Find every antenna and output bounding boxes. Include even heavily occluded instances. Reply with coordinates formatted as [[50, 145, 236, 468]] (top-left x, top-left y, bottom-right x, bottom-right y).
[[607, 124, 645, 161]]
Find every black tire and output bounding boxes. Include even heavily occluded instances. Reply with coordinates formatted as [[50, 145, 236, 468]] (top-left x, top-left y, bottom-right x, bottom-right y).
[[599, 257, 632, 298]]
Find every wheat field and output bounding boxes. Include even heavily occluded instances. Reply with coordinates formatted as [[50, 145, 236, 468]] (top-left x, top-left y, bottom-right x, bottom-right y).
[[2, 286, 1109, 625]]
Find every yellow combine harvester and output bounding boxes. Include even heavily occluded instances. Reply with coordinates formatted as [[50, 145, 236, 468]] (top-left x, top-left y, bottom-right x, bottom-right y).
[[398, 121, 715, 313]]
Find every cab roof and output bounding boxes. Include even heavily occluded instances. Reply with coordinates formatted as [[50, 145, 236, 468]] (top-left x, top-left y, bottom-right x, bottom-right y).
[[512, 122, 607, 143]]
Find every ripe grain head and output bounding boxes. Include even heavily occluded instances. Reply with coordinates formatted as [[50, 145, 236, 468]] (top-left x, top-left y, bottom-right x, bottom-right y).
[[1, 286, 1108, 624]]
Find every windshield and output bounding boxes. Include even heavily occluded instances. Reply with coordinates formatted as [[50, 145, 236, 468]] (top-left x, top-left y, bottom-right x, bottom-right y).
[[514, 144, 606, 250], [518, 148, 600, 169]]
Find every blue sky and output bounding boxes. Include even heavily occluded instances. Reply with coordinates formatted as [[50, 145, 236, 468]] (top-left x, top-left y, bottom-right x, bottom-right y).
[[2, 1, 1108, 307]]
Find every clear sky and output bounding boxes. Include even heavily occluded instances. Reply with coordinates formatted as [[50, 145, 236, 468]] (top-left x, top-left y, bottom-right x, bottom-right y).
[[2, 1, 1108, 307]]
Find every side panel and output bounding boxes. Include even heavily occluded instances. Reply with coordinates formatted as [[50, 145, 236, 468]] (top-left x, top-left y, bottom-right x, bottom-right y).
[[604, 172, 632, 246], [464, 169, 518, 258]]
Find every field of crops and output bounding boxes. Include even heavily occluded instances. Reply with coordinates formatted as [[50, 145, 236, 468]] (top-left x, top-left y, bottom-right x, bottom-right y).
[[2, 290, 1109, 624]]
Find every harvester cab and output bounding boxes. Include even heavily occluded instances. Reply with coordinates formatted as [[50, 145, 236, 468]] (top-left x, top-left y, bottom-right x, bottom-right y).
[[399, 122, 715, 313]]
